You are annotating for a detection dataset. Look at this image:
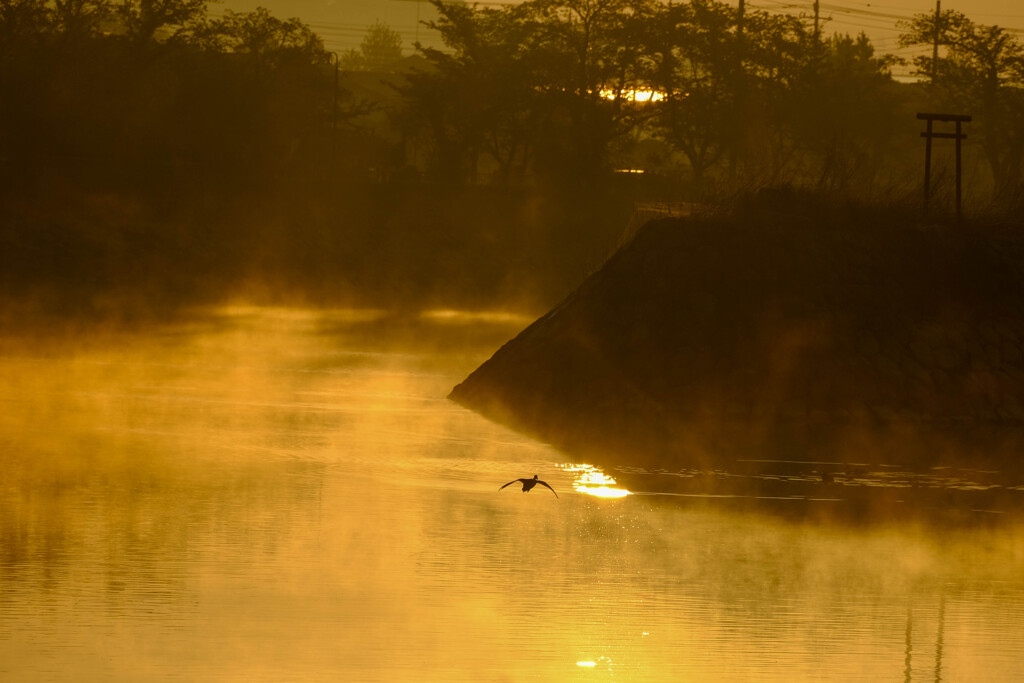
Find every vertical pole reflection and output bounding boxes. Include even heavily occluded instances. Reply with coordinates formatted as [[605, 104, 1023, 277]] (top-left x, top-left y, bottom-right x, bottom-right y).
[[935, 594, 946, 683], [904, 605, 913, 683]]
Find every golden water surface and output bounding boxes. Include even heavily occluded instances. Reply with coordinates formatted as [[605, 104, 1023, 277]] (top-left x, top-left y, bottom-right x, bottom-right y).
[[1, 308, 1022, 681]]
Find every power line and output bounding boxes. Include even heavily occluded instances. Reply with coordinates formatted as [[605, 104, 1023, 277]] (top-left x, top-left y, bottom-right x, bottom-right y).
[[750, 1, 1024, 52], [820, 3, 914, 22], [210, 2, 1024, 59]]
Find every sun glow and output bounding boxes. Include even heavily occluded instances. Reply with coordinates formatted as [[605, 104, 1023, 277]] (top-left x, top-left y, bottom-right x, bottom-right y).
[[563, 463, 632, 498], [599, 88, 664, 102]]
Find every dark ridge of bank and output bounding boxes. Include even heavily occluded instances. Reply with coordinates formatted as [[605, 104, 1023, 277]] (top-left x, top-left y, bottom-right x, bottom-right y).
[[449, 198, 1024, 493]]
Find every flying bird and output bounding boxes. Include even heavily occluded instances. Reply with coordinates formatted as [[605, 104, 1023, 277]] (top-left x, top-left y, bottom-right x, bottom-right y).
[[499, 474, 558, 498]]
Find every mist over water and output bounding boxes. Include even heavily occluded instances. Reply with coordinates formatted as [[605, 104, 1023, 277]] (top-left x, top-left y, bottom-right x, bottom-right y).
[[1, 308, 1023, 681]]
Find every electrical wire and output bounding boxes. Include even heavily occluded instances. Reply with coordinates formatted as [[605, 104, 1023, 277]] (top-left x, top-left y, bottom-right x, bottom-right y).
[[207, 1, 1024, 57]]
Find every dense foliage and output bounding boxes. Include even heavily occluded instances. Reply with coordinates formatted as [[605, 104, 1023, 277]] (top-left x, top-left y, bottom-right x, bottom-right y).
[[403, 0, 1021, 203], [4, 0, 1023, 201]]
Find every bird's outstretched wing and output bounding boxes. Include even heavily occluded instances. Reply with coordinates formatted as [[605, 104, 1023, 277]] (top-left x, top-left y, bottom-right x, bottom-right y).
[[537, 480, 559, 498], [499, 479, 522, 491]]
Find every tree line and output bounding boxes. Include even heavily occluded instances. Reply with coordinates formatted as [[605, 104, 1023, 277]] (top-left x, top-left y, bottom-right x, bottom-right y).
[[0, 0, 354, 198], [3, 0, 1024, 322], [401, 0, 1024, 206], [0, 1, 624, 317], [2, 1, 1023, 206]]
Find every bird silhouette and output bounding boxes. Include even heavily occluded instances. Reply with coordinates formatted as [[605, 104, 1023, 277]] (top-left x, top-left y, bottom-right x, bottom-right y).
[[499, 474, 558, 498]]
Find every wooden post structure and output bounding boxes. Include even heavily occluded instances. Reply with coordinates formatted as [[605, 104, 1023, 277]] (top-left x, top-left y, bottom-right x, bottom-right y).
[[917, 112, 971, 221]]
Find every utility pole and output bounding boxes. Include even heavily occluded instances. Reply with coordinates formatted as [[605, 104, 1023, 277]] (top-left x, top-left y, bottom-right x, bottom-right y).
[[730, 0, 746, 183], [389, 0, 424, 45], [813, 0, 820, 41], [931, 1, 941, 84], [737, 0, 745, 44], [329, 52, 339, 130]]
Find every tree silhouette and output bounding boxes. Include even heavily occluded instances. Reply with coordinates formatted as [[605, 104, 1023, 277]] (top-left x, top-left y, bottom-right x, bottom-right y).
[[184, 7, 328, 66], [0, 0, 51, 49], [120, 0, 208, 44], [789, 33, 900, 193], [404, 0, 654, 184], [527, 0, 654, 181], [340, 20, 403, 72], [399, 2, 489, 182], [6, 0, 1024, 204], [644, 0, 736, 189], [900, 10, 1024, 202], [52, 0, 111, 42]]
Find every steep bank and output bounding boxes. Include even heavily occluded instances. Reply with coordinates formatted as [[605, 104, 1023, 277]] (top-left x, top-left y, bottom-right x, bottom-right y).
[[450, 199, 1024, 491]]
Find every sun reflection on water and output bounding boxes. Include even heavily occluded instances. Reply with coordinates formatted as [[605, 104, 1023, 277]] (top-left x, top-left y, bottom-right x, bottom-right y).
[[576, 656, 614, 670], [562, 464, 631, 498]]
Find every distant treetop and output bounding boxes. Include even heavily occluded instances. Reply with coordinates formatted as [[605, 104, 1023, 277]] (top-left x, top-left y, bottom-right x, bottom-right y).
[[340, 20, 404, 72]]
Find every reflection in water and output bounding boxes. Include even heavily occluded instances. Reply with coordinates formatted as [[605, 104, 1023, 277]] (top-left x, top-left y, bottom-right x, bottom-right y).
[[565, 463, 632, 498], [936, 594, 946, 683], [905, 606, 914, 683], [905, 594, 949, 683], [1, 307, 1023, 681]]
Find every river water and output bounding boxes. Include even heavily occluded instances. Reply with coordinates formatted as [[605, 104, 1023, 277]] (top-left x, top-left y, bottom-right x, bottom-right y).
[[1, 307, 1022, 682]]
